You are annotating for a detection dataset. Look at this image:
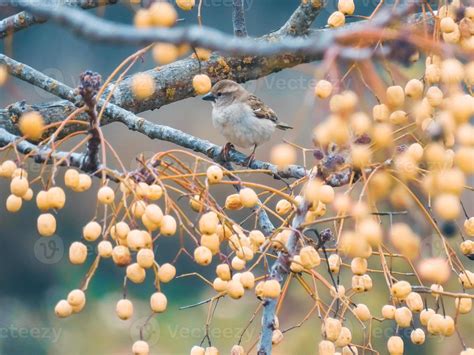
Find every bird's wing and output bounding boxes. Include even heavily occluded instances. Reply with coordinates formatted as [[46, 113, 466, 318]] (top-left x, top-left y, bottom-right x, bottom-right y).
[[247, 94, 278, 123]]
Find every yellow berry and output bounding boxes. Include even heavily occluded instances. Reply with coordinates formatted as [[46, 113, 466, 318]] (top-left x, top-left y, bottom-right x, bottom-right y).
[[299, 246, 321, 269], [132, 73, 155, 100], [410, 328, 425, 345], [67, 289, 85, 307], [6, 194, 22, 212], [132, 340, 149, 355], [318, 340, 335, 354], [387, 336, 404, 355], [225, 193, 243, 210], [206, 165, 224, 183], [425, 86, 443, 107], [328, 254, 341, 273], [271, 329, 283, 345], [134, 9, 152, 28], [328, 11, 345, 27], [97, 240, 113, 258], [433, 193, 460, 220], [275, 199, 292, 215], [417, 257, 451, 284], [148, 184, 163, 200], [262, 279, 281, 298], [176, 0, 195, 11], [350, 257, 367, 275], [144, 204, 163, 225], [389, 110, 408, 125], [69, 241, 88, 264], [194, 246, 212, 265], [55, 300, 72, 318], [382, 305, 396, 319], [239, 187, 258, 208], [137, 248, 155, 269], [0, 160, 17, 178], [315, 80, 333, 99], [10, 176, 29, 197], [83, 221, 102, 241], [239, 271, 255, 289], [404, 79, 424, 99], [112, 245, 131, 267], [19, 111, 44, 140], [270, 143, 297, 167], [201, 233, 220, 255], [0, 64, 8, 86], [230, 345, 244, 355], [127, 263, 146, 283], [97, 186, 115, 205], [406, 292, 423, 312], [193, 74, 212, 94], [190, 346, 205, 355], [213, 277, 228, 292], [152, 43, 179, 64], [76, 174, 92, 192], [158, 263, 176, 283], [386, 85, 405, 109], [116, 299, 133, 320], [420, 308, 435, 326], [324, 317, 342, 341], [391, 280, 412, 300], [160, 215, 177, 236], [440, 17, 456, 33], [441, 58, 464, 84], [37, 213, 56, 237], [455, 296, 472, 314], [338, 0, 354, 15], [150, 292, 167, 313], [47, 187, 66, 209], [149, 1, 177, 27], [372, 103, 390, 122], [354, 303, 371, 321], [394, 306, 413, 327], [226, 279, 245, 299]]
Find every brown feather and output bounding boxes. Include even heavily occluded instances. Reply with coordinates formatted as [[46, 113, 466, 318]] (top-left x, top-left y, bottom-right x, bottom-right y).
[[246, 94, 278, 123]]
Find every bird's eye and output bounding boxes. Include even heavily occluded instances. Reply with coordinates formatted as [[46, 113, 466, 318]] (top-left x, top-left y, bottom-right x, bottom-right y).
[[217, 93, 222, 97]]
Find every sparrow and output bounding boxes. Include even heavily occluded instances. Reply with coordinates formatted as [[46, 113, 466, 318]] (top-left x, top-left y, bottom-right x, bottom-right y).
[[202, 80, 293, 164]]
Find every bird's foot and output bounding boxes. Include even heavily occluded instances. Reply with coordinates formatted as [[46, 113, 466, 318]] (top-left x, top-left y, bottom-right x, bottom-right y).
[[243, 153, 255, 167], [219, 142, 235, 162]]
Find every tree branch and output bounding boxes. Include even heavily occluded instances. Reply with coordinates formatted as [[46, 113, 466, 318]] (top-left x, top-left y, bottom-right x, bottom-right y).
[[10, 1, 381, 56], [277, 0, 323, 36], [0, 0, 118, 39], [232, 0, 248, 37], [258, 198, 310, 354], [0, 53, 308, 180]]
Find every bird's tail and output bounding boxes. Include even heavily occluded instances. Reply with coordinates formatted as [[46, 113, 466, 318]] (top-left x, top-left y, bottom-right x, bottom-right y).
[[276, 122, 293, 131]]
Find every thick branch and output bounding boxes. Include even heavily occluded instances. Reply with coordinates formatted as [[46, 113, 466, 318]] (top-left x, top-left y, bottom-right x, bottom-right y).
[[0, 0, 118, 39], [0, 127, 82, 170], [232, 0, 248, 37], [258, 199, 310, 354], [277, 0, 323, 36], [12, 1, 381, 56], [0, 54, 308, 179]]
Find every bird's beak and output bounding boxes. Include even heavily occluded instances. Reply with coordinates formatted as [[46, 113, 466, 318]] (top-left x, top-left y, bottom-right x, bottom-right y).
[[202, 93, 216, 102]]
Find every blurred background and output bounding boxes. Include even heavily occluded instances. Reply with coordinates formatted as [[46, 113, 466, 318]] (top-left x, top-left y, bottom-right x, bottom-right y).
[[0, 1, 472, 354]]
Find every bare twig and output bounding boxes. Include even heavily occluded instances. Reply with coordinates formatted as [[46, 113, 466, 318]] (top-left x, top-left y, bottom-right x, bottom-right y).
[[0, 0, 118, 39]]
